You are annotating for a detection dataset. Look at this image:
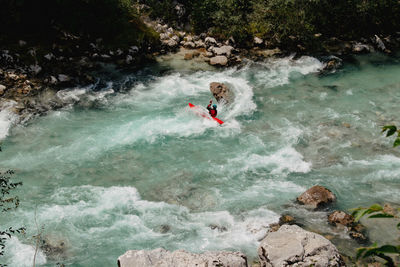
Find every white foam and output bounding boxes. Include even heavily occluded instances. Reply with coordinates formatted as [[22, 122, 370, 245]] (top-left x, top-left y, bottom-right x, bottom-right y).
[[3, 237, 46, 267], [228, 146, 311, 176], [0, 100, 18, 140], [250, 56, 323, 88]]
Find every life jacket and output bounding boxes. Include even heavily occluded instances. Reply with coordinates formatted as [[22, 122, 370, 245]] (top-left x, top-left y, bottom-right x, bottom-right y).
[[210, 109, 217, 118]]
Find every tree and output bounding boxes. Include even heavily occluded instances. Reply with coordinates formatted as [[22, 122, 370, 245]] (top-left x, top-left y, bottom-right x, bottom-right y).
[[0, 169, 25, 263]]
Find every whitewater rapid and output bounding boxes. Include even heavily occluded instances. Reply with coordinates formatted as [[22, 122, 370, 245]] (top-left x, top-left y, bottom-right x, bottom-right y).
[[1, 54, 400, 266]]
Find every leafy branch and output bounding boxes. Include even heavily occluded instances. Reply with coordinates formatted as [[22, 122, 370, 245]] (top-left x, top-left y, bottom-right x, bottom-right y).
[[351, 204, 400, 266], [0, 169, 25, 262], [382, 125, 400, 147]]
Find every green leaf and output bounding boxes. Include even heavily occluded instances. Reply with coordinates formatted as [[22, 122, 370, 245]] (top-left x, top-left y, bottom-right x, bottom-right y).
[[368, 213, 394, 219], [382, 125, 397, 136], [375, 245, 400, 254], [394, 137, 400, 147], [356, 247, 367, 259], [367, 204, 384, 212]]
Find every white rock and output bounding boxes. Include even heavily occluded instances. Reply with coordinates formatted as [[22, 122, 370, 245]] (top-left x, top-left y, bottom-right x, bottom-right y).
[[210, 56, 228, 66], [29, 64, 42, 75], [49, 76, 58, 85], [19, 40, 27, 46], [44, 53, 55, 60], [195, 40, 205, 48], [126, 55, 133, 64], [129, 46, 139, 54], [374, 35, 386, 51], [118, 248, 247, 267], [58, 74, 71, 82], [160, 33, 169, 40], [183, 41, 196, 49], [254, 36, 263, 45], [116, 49, 123, 56], [171, 35, 180, 42], [164, 39, 178, 48], [211, 45, 234, 57], [184, 35, 193, 42], [205, 37, 217, 46], [258, 225, 344, 267]]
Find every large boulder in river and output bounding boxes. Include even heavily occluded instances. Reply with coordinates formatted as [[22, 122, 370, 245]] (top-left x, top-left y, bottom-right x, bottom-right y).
[[258, 225, 344, 267], [118, 248, 248, 267], [210, 82, 232, 103], [210, 56, 228, 66], [297, 185, 336, 209]]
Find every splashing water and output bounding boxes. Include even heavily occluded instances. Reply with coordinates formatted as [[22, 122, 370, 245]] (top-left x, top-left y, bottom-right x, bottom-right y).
[[1, 54, 400, 266]]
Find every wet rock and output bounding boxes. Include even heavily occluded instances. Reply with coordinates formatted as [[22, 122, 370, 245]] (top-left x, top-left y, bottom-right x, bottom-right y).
[[349, 227, 368, 243], [323, 56, 342, 72], [210, 56, 228, 66], [19, 40, 27, 46], [118, 248, 248, 267], [158, 224, 171, 233], [328, 211, 354, 227], [297, 185, 336, 209], [258, 225, 344, 267], [253, 48, 282, 58], [129, 46, 139, 54], [278, 215, 295, 225], [40, 237, 67, 260], [210, 82, 231, 103], [184, 53, 193, 60], [352, 43, 373, 54], [209, 224, 228, 232]]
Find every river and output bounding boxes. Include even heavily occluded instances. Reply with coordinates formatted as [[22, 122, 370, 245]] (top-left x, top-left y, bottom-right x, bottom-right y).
[[1, 53, 400, 266]]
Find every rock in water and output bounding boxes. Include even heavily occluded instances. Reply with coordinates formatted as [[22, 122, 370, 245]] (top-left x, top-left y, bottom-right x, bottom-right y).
[[210, 82, 232, 103], [118, 248, 248, 267], [328, 211, 354, 227], [210, 56, 228, 66], [297, 185, 336, 209], [258, 225, 344, 267]]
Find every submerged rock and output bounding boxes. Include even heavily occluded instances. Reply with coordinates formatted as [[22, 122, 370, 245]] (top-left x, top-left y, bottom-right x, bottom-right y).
[[297, 185, 336, 209], [258, 225, 344, 267], [118, 248, 248, 267], [210, 82, 231, 103]]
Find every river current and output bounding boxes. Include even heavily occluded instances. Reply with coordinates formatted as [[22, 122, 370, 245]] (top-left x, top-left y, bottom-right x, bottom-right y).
[[1, 53, 400, 266]]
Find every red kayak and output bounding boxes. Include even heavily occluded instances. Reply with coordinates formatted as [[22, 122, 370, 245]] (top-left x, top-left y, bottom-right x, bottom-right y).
[[188, 103, 224, 125]]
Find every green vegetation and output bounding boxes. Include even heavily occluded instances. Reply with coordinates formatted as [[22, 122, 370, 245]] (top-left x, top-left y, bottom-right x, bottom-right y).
[[351, 204, 400, 266], [382, 126, 400, 147], [0, 0, 159, 48], [143, 0, 400, 47], [0, 170, 24, 261]]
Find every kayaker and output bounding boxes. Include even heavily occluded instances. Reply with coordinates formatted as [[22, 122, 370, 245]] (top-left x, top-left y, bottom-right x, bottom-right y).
[[207, 100, 217, 118]]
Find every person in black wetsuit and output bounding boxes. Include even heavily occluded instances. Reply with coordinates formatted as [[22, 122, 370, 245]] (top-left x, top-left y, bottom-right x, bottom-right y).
[[207, 100, 217, 118]]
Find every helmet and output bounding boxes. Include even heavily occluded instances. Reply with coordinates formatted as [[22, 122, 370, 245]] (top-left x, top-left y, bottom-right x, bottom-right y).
[[213, 104, 217, 108]]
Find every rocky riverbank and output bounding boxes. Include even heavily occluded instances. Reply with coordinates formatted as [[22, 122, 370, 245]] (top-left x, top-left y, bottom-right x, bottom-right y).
[[118, 185, 398, 266], [1, 12, 400, 130]]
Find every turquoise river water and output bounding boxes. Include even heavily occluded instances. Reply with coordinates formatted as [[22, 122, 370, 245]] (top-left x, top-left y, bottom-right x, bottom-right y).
[[1, 53, 400, 266]]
